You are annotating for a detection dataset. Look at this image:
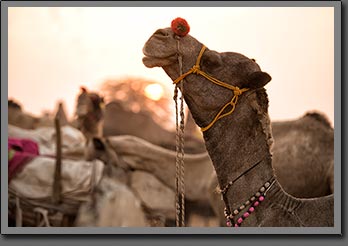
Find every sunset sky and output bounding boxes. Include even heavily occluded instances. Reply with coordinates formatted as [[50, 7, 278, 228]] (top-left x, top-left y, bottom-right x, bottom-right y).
[[8, 7, 335, 126]]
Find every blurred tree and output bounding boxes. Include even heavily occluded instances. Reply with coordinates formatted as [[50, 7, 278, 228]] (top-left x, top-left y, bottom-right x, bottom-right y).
[[100, 77, 174, 131]]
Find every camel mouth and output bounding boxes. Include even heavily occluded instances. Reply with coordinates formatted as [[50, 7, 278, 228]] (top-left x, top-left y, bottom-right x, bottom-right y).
[[142, 54, 177, 68], [142, 42, 178, 68]]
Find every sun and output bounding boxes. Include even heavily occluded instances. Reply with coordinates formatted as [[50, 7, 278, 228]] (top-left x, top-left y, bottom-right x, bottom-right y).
[[144, 83, 164, 101]]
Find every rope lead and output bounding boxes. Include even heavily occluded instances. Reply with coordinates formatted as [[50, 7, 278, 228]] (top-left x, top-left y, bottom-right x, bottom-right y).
[[174, 38, 185, 227]]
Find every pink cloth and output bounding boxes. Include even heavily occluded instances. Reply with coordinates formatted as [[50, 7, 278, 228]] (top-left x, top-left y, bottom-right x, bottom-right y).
[[8, 138, 39, 182]]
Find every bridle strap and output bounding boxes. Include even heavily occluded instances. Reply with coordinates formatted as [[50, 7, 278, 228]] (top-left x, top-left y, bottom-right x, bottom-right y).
[[218, 158, 264, 195], [173, 45, 249, 132]]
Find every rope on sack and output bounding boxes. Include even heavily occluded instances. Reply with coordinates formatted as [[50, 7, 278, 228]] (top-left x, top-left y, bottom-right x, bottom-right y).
[[33, 207, 51, 227]]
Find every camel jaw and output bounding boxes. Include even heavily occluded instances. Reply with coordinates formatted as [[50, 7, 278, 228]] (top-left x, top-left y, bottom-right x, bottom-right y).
[[142, 53, 178, 68]]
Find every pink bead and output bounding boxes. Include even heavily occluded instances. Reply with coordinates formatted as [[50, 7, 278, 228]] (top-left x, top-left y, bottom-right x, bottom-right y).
[[259, 196, 265, 202], [248, 207, 255, 213], [234, 224, 239, 227], [226, 221, 232, 227], [237, 217, 243, 224], [243, 212, 250, 218], [253, 201, 260, 207]]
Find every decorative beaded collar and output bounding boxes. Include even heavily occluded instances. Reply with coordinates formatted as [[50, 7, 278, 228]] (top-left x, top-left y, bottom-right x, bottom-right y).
[[215, 158, 276, 227], [223, 178, 276, 227]]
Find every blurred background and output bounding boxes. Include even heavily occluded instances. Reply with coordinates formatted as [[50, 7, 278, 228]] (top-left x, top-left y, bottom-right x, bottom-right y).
[[8, 7, 334, 128]]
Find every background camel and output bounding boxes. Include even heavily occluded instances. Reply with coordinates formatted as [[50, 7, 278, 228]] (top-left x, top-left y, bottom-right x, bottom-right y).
[[103, 101, 205, 154], [271, 111, 334, 197], [74, 87, 105, 140], [8, 99, 64, 129], [8, 95, 87, 130], [142, 26, 333, 226]]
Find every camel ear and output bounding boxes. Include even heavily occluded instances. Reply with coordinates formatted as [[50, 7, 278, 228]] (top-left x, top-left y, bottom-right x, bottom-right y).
[[80, 86, 87, 93], [246, 71, 271, 89]]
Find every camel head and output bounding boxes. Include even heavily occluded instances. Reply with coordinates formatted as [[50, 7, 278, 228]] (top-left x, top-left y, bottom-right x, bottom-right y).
[[76, 87, 104, 119], [143, 26, 272, 131], [75, 87, 105, 139]]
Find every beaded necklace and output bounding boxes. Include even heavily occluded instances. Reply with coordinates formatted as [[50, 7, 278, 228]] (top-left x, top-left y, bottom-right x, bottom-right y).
[[223, 178, 276, 227]]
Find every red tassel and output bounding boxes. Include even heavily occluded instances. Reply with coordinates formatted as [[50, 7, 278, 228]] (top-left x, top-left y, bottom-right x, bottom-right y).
[[171, 17, 190, 37]]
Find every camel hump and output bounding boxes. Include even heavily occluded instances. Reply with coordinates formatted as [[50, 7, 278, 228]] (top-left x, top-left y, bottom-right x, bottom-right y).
[[304, 111, 332, 129]]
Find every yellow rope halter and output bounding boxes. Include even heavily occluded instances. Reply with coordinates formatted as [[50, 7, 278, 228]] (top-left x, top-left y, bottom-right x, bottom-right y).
[[173, 45, 249, 132]]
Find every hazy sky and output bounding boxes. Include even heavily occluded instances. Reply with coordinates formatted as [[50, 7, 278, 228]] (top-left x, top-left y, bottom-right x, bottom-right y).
[[8, 7, 334, 126]]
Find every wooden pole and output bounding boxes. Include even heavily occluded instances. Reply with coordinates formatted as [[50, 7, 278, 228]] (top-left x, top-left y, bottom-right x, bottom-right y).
[[52, 117, 62, 204]]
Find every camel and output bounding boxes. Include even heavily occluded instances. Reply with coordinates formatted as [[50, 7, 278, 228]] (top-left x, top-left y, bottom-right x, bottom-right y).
[[74, 87, 105, 141], [106, 135, 214, 202], [8, 99, 40, 129], [8, 99, 53, 129], [8, 99, 70, 129], [143, 27, 334, 226], [271, 111, 334, 197], [103, 100, 206, 154]]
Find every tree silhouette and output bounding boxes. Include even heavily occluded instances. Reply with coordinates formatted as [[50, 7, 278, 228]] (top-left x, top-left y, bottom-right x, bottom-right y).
[[100, 77, 174, 130]]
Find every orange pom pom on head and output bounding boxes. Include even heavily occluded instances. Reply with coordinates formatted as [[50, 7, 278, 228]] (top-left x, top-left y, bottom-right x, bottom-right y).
[[171, 17, 190, 37]]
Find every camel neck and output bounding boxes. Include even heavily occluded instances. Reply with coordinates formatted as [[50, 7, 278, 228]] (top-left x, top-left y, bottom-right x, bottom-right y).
[[202, 91, 275, 211]]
